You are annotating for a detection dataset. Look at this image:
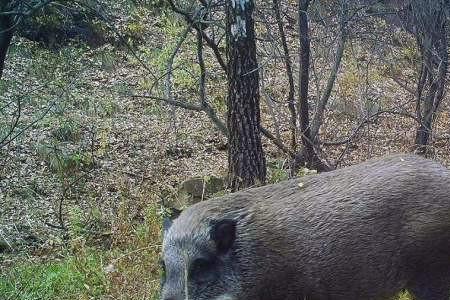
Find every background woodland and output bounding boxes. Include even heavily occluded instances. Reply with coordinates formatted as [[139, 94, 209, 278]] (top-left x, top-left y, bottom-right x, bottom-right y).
[[0, 0, 449, 299]]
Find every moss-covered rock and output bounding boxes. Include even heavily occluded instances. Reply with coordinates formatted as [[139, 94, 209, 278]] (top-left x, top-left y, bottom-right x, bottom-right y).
[[163, 176, 226, 210]]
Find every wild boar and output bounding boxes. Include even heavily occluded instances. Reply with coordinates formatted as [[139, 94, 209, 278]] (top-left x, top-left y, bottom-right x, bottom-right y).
[[161, 154, 450, 300]]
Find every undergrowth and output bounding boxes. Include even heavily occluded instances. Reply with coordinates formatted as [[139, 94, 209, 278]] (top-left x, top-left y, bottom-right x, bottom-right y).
[[0, 200, 162, 300], [0, 251, 106, 300]]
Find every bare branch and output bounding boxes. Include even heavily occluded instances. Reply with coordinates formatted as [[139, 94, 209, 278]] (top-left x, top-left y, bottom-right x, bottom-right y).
[[322, 109, 421, 147], [167, 0, 227, 72], [165, 23, 193, 130], [310, 0, 347, 142], [79, 0, 158, 80], [273, 0, 297, 152], [0, 0, 54, 17], [390, 76, 415, 95], [196, 29, 228, 135], [132, 94, 204, 111], [1, 73, 89, 149], [0, 93, 21, 147], [197, 30, 207, 107], [133, 92, 292, 154], [260, 126, 293, 156], [260, 68, 282, 143], [0, 0, 55, 36]]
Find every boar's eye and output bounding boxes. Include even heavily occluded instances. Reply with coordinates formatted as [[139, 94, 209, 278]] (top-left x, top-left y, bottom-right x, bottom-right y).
[[189, 257, 215, 280]]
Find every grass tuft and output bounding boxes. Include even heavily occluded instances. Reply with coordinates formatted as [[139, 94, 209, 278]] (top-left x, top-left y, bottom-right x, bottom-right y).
[[0, 251, 107, 300]]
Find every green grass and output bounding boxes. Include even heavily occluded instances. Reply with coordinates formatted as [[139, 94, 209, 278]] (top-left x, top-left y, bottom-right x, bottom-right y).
[[395, 290, 414, 300], [0, 252, 107, 300]]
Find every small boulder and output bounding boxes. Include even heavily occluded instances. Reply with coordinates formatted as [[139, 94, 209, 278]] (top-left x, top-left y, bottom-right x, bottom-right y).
[[179, 175, 225, 198], [165, 176, 226, 210], [0, 237, 11, 253]]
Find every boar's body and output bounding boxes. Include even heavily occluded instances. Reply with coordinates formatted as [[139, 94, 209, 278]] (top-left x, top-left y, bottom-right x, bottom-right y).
[[161, 154, 450, 300]]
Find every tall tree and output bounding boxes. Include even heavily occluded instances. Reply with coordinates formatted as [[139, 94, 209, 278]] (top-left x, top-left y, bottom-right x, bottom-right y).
[[0, 2, 14, 78], [362, 0, 449, 154], [0, 0, 56, 78], [226, 0, 266, 191], [411, 0, 448, 153], [296, 0, 329, 171]]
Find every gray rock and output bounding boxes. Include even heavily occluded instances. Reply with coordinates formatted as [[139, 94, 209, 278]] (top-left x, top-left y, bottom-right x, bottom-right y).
[[165, 176, 226, 210], [0, 237, 12, 253]]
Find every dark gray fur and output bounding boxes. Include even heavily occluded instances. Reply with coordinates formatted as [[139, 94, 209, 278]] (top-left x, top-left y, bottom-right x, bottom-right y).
[[161, 154, 450, 300]]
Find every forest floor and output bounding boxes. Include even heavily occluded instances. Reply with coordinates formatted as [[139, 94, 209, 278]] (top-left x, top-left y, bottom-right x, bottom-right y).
[[1, 4, 450, 300]]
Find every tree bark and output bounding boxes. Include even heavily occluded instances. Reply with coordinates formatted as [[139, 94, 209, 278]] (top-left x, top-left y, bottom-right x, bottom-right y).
[[0, 5, 14, 79], [226, 0, 266, 191]]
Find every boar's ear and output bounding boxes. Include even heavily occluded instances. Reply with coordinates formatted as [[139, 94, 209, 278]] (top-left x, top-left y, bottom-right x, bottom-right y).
[[163, 208, 182, 235], [210, 219, 236, 254]]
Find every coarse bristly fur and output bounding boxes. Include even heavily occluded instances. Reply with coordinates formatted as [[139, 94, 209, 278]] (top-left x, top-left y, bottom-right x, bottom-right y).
[[160, 154, 450, 300]]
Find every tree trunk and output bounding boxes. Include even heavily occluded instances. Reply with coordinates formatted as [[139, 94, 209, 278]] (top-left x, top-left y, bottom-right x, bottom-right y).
[[226, 0, 266, 191], [0, 9, 14, 79], [296, 0, 329, 172], [361, 0, 449, 155], [412, 0, 448, 154]]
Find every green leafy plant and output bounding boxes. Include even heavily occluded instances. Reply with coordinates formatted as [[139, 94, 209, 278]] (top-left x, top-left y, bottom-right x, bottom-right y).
[[267, 160, 289, 184], [51, 119, 80, 142]]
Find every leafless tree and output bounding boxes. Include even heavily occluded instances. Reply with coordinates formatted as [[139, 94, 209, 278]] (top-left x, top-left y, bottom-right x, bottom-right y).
[[226, 0, 266, 190], [155, 0, 450, 177], [410, 0, 448, 153], [357, 0, 449, 154]]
